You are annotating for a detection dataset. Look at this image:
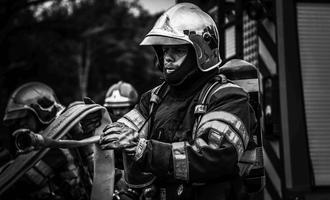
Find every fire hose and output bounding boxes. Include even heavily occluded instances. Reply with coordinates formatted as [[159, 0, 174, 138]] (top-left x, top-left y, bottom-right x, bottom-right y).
[[14, 129, 135, 153], [14, 129, 101, 152], [0, 102, 114, 200]]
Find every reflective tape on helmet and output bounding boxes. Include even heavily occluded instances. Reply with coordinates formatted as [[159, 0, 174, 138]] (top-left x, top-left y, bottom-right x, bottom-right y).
[[104, 90, 132, 107], [104, 81, 139, 108], [117, 109, 148, 139], [172, 141, 189, 181], [198, 111, 249, 150]]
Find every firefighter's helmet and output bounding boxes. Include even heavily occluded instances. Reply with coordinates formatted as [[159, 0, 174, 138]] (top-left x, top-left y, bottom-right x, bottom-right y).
[[140, 3, 221, 72], [3, 82, 64, 125], [104, 81, 138, 108]]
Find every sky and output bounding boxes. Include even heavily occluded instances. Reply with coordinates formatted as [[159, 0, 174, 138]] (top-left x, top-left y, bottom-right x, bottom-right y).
[[139, 0, 176, 14]]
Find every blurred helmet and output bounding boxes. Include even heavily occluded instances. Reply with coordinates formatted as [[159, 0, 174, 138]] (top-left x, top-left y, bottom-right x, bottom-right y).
[[104, 81, 139, 108], [140, 3, 221, 72], [3, 82, 64, 125]]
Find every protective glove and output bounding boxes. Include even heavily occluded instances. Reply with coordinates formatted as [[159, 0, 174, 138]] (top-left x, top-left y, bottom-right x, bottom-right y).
[[80, 97, 102, 135], [99, 122, 139, 151]]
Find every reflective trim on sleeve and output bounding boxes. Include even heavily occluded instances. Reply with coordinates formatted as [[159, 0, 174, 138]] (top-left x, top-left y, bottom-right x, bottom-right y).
[[134, 138, 148, 161], [25, 168, 45, 185], [198, 111, 249, 149], [172, 141, 189, 181], [35, 160, 53, 178], [208, 130, 224, 149], [25, 160, 54, 186], [196, 120, 245, 160], [117, 109, 149, 138]]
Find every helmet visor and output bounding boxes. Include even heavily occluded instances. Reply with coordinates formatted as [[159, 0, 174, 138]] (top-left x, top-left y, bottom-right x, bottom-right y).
[[140, 35, 189, 46], [3, 109, 29, 123]]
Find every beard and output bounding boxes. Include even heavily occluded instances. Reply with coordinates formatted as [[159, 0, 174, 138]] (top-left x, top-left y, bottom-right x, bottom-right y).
[[163, 46, 199, 87]]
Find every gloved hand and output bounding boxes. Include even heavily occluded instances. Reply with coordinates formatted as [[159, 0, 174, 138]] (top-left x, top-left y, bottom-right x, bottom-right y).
[[99, 122, 139, 151], [80, 97, 102, 135]]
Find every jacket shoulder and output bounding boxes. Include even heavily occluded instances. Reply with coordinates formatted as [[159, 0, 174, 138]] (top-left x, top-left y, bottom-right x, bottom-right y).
[[207, 82, 249, 105]]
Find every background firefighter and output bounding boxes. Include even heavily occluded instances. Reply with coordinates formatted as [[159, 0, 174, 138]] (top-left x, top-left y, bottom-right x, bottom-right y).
[[104, 81, 142, 200], [0, 82, 93, 200], [104, 81, 139, 122]]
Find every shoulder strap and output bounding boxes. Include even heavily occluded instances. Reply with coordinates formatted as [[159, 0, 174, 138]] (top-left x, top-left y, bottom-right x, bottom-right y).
[[145, 82, 170, 139], [149, 82, 169, 114], [193, 74, 228, 133], [194, 74, 228, 114], [149, 83, 164, 113]]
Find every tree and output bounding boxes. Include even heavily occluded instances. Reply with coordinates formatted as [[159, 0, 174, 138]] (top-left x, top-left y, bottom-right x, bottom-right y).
[[0, 0, 162, 147]]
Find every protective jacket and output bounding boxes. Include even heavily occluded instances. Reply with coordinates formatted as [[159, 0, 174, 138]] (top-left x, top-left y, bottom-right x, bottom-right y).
[[119, 71, 257, 200]]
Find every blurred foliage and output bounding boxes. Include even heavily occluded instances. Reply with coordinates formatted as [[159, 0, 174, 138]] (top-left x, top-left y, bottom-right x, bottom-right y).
[[0, 0, 163, 146], [0, 0, 163, 104]]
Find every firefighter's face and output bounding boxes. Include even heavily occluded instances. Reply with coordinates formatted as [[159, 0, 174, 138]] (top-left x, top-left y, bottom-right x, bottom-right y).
[[162, 44, 189, 75], [107, 106, 131, 121]]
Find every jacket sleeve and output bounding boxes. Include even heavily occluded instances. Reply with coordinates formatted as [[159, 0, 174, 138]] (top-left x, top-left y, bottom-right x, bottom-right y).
[[117, 91, 151, 138], [134, 83, 257, 183], [184, 83, 256, 182]]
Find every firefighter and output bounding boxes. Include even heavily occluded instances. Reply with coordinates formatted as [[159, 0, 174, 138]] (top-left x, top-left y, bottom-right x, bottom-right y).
[[0, 82, 93, 200], [84, 3, 257, 200], [104, 81, 139, 122], [104, 81, 141, 200]]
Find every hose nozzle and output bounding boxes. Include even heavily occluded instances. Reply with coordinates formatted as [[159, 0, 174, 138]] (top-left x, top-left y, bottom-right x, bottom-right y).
[[13, 128, 100, 153]]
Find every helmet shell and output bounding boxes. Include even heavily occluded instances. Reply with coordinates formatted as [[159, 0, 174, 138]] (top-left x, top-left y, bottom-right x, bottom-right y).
[[104, 81, 139, 108], [140, 3, 221, 72], [3, 82, 64, 125]]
